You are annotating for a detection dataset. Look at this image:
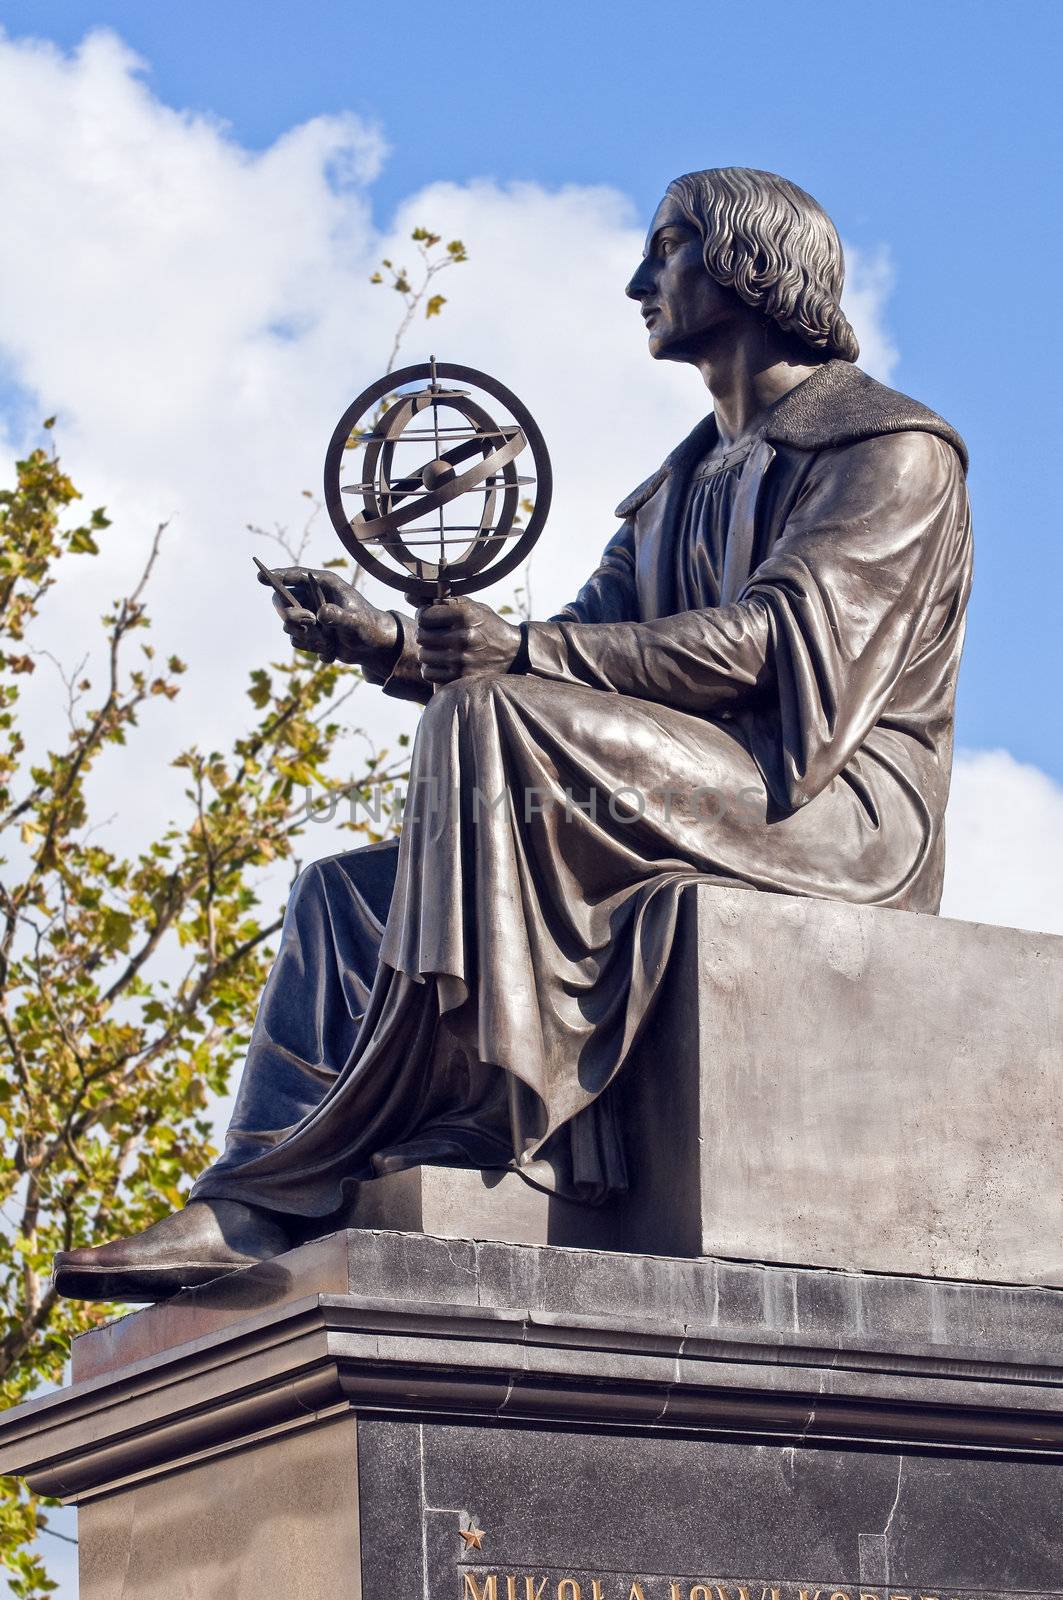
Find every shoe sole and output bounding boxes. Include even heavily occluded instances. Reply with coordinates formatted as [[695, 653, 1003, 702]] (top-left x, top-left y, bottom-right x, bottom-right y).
[[52, 1259, 256, 1303]]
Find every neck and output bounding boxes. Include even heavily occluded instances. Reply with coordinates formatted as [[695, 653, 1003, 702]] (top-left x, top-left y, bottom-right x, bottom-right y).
[[693, 324, 827, 446]]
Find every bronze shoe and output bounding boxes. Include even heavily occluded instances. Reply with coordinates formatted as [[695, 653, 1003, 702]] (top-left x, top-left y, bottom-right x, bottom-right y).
[[52, 1199, 292, 1302]]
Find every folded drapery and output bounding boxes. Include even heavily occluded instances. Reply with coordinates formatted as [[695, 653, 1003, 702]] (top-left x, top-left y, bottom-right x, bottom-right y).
[[192, 365, 972, 1216]]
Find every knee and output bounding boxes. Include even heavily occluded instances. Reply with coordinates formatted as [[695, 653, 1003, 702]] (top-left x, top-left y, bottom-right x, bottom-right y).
[[286, 859, 326, 911], [287, 851, 349, 909]]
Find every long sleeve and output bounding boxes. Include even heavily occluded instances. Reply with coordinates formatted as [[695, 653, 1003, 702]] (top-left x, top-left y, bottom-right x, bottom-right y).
[[525, 431, 971, 809], [359, 611, 433, 705], [528, 590, 774, 707]]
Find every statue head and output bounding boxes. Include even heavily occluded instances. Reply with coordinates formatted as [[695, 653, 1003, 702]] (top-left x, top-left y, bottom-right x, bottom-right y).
[[626, 167, 859, 367]]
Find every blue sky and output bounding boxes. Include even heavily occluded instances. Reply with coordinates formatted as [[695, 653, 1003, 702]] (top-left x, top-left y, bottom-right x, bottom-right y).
[[2, 0, 1061, 778]]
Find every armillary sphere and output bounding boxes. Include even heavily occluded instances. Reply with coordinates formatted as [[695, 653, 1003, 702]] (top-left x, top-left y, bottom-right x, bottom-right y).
[[323, 358, 552, 603]]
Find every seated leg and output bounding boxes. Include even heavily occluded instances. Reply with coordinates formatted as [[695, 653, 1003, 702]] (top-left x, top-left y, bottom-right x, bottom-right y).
[[195, 839, 400, 1181]]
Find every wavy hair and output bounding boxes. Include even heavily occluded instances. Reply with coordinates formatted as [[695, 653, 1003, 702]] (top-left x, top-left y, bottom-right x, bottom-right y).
[[666, 168, 859, 362]]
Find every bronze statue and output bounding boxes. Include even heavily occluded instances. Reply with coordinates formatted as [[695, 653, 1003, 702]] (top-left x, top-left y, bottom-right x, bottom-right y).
[[54, 167, 972, 1300]]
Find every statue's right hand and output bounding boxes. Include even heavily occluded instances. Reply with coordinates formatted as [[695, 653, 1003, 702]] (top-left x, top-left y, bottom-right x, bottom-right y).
[[257, 566, 399, 667]]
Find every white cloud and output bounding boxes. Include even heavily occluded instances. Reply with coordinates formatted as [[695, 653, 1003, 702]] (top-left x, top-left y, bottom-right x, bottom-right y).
[[942, 750, 1063, 935], [0, 28, 692, 842], [4, 24, 1050, 949], [842, 244, 897, 382]]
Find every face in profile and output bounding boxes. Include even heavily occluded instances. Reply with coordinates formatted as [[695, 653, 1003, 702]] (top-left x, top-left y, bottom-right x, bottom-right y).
[[626, 192, 748, 363]]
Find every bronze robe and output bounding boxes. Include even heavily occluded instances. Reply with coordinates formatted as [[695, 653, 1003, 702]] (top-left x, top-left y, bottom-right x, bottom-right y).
[[192, 361, 972, 1213]]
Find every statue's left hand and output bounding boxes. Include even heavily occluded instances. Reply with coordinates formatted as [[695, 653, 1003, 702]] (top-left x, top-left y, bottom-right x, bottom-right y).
[[415, 598, 522, 684]]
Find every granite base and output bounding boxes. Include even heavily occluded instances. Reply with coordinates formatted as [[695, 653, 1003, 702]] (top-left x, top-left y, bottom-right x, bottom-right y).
[[1, 1230, 1061, 1598]]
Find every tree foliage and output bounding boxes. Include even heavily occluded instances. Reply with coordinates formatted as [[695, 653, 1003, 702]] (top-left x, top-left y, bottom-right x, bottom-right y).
[[0, 225, 464, 1594]]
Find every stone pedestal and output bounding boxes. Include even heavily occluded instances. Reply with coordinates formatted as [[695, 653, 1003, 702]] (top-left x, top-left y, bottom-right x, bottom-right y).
[[364, 890, 1062, 1284], [606, 887, 1063, 1282], [1, 1231, 1062, 1599]]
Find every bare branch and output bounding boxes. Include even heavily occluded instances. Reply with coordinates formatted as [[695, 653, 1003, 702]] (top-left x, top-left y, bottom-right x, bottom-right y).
[[384, 239, 462, 374], [32, 647, 92, 732], [0, 524, 169, 845]]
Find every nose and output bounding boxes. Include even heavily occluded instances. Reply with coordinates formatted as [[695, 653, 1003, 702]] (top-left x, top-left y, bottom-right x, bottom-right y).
[[625, 258, 655, 301]]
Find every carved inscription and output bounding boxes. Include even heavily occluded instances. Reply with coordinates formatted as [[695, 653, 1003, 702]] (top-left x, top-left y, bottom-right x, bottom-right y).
[[462, 1577, 1005, 1600]]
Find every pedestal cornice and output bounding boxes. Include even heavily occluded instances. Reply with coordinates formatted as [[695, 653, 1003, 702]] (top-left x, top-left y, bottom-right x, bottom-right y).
[[2, 1231, 1062, 1505]]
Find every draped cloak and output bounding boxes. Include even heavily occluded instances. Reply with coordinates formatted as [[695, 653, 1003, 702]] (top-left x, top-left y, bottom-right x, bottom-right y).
[[192, 361, 972, 1213]]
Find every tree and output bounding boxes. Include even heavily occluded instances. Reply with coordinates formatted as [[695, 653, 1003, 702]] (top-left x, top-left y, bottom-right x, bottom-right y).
[[0, 228, 466, 1596]]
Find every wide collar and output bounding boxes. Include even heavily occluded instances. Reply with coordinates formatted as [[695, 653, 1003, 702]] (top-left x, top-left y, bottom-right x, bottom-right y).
[[615, 361, 968, 519]]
